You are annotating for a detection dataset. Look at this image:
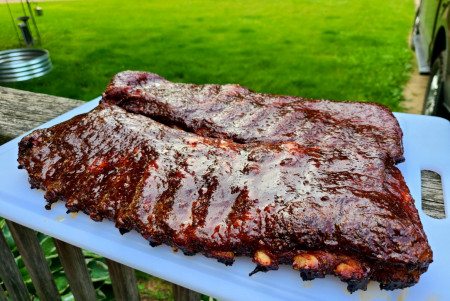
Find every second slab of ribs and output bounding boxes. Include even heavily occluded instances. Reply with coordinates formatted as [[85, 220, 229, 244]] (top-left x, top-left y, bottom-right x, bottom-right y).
[[102, 71, 405, 164]]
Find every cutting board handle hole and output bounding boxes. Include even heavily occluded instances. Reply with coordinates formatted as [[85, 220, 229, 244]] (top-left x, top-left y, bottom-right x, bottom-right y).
[[421, 170, 446, 219]]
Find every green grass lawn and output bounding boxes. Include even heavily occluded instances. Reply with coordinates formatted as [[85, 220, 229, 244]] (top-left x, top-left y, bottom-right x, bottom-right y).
[[0, 0, 414, 111]]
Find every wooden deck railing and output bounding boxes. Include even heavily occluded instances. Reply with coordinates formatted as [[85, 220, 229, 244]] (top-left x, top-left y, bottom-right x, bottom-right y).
[[0, 86, 445, 300]]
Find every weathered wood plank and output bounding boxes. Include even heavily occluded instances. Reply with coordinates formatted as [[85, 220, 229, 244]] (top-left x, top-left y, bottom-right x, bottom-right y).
[[0, 279, 8, 301], [105, 259, 140, 301], [53, 239, 97, 301], [0, 86, 83, 144], [172, 284, 201, 301], [421, 170, 446, 219], [0, 229, 30, 301], [6, 221, 61, 301]]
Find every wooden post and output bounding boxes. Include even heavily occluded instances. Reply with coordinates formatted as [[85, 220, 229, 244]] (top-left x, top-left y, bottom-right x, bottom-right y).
[[0, 229, 30, 301], [6, 221, 61, 301], [105, 259, 140, 301], [53, 239, 97, 301], [172, 284, 201, 301]]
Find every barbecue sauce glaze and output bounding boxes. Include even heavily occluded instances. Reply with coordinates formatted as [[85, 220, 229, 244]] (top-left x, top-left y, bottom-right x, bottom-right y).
[[18, 104, 432, 292]]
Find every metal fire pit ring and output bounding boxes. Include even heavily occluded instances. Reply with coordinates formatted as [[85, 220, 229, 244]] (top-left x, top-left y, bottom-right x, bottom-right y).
[[0, 48, 52, 82]]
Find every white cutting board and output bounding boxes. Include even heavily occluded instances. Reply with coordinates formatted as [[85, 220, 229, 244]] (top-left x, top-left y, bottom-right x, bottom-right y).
[[0, 98, 449, 301]]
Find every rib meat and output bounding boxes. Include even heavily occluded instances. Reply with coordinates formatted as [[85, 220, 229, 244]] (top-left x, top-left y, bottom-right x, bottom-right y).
[[102, 71, 404, 163], [18, 103, 432, 292]]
